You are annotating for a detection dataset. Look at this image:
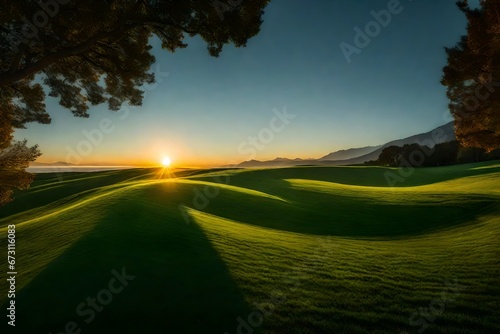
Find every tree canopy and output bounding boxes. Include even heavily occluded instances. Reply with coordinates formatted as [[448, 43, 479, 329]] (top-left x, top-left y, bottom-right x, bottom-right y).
[[0, 0, 270, 204], [0, 109, 40, 205], [442, 0, 500, 151], [0, 0, 270, 126]]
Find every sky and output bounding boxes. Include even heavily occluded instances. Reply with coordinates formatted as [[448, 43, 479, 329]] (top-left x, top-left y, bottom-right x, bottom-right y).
[[14, 0, 478, 167]]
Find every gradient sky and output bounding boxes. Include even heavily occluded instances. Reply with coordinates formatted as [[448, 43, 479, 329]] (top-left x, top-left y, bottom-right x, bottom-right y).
[[14, 0, 478, 167]]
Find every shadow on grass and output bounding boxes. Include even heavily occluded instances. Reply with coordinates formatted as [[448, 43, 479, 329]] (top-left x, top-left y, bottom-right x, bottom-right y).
[[5, 183, 254, 334], [187, 163, 499, 238], [176, 180, 497, 238], [195, 162, 500, 188]]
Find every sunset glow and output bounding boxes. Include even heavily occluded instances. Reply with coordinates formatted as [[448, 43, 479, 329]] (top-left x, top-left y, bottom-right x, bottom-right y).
[[162, 156, 172, 167]]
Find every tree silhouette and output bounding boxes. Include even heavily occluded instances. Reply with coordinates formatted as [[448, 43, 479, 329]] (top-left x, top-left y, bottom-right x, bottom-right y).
[[442, 0, 500, 152], [0, 0, 270, 204], [377, 146, 403, 167], [0, 109, 40, 205], [374, 140, 500, 168]]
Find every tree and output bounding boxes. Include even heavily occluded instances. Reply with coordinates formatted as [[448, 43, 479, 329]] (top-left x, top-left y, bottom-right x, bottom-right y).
[[0, 109, 41, 205], [0, 0, 270, 204], [428, 141, 460, 166], [458, 145, 487, 163], [398, 143, 431, 167], [441, 0, 500, 152], [377, 146, 403, 167], [376, 140, 497, 168]]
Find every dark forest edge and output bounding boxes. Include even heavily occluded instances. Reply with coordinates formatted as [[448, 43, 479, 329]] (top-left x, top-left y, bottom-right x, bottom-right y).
[[366, 140, 500, 168]]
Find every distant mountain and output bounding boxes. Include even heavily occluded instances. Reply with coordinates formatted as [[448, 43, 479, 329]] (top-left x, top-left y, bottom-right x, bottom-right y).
[[234, 122, 455, 167], [30, 161, 76, 166], [237, 158, 304, 168], [319, 145, 382, 161], [272, 157, 303, 162], [325, 121, 455, 165]]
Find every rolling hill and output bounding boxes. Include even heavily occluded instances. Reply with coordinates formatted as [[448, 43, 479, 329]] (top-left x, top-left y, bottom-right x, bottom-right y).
[[0, 161, 499, 333]]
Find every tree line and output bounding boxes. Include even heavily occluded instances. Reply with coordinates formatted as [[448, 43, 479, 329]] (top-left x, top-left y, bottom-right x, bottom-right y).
[[368, 141, 500, 168]]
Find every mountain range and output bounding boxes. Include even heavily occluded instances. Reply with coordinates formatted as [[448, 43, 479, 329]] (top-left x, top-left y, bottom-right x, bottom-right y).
[[233, 122, 455, 168], [30, 161, 76, 166], [319, 145, 382, 161]]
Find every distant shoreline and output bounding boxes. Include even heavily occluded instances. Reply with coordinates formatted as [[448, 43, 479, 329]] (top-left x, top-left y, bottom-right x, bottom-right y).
[[27, 166, 137, 173]]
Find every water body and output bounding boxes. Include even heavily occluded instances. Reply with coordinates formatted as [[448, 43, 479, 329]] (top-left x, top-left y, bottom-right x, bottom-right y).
[[27, 166, 136, 173]]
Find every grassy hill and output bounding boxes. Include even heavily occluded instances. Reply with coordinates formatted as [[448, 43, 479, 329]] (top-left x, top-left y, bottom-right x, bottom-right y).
[[0, 162, 499, 333]]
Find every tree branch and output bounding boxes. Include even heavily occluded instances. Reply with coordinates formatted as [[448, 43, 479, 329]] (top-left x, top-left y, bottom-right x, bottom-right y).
[[7, 43, 28, 74], [0, 11, 200, 87], [0, 21, 144, 87]]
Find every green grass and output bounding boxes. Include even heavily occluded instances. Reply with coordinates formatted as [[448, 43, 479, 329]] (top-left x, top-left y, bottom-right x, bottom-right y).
[[0, 162, 499, 333]]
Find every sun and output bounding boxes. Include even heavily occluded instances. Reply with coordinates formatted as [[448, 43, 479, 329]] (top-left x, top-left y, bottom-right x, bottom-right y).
[[161, 156, 172, 167]]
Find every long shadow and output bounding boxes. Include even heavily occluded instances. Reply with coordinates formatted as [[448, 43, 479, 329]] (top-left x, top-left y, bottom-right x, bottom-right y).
[[182, 162, 500, 237], [176, 177, 497, 238], [193, 161, 500, 189], [5, 183, 254, 334]]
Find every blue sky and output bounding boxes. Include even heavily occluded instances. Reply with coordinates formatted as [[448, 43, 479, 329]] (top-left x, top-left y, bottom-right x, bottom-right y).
[[15, 0, 475, 166]]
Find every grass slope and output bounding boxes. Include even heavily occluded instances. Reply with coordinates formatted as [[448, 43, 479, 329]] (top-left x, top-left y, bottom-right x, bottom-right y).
[[0, 162, 499, 333]]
